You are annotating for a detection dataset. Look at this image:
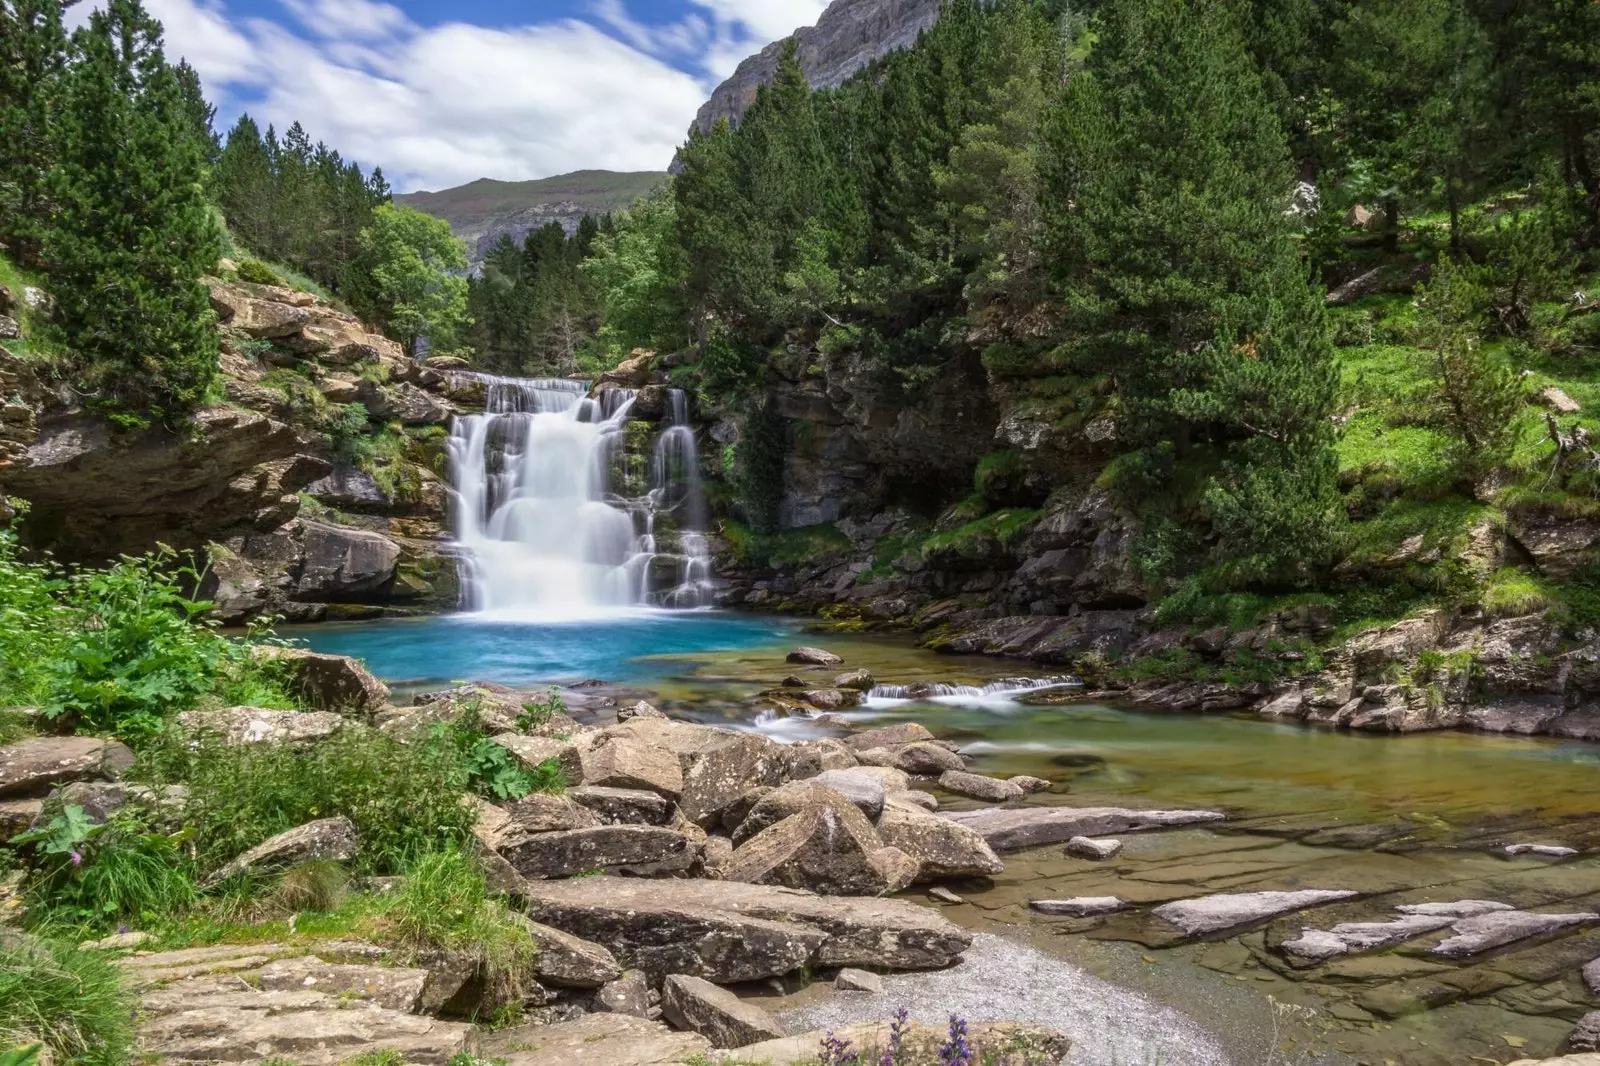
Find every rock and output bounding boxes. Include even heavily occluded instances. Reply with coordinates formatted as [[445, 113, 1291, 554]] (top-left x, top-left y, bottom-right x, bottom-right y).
[[475, 1013, 710, 1066], [1064, 836, 1123, 861], [570, 786, 675, 826], [1395, 900, 1515, 918], [1030, 897, 1127, 917], [701, 834, 734, 879], [1009, 775, 1051, 794], [938, 769, 1023, 802], [843, 765, 912, 793], [491, 734, 583, 786], [495, 794, 602, 839], [616, 699, 665, 721], [679, 733, 794, 827], [834, 967, 883, 992], [0, 314, 19, 340], [208, 816, 358, 885], [32, 780, 183, 830], [721, 1021, 1071, 1066], [833, 669, 875, 690], [81, 930, 154, 951], [581, 734, 684, 797], [1281, 915, 1456, 964], [595, 969, 652, 1018], [209, 283, 310, 338], [523, 919, 623, 988], [811, 769, 886, 819], [1542, 386, 1583, 414], [1433, 910, 1599, 957], [519, 876, 972, 981], [731, 780, 846, 844], [888, 789, 938, 813], [254, 648, 390, 715], [660, 973, 784, 1049], [176, 707, 344, 746], [781, 675, 808, 687], [787, 646, 844, 666], [842, 722, 935, 751], [0, 798, 41, 837], [500, 825, 696, 880], [944, 805, 1224, 852], [874, 803, 1004, 880], [1506, 844, 1580, 858], [725, 790, 912, 896], [136, 995, 471, 1064], [1152, 890, 1359, 937], [1584, 956, 1600, 996], [928, 886, 963, 904], [790, 738, 859, 773], [0, 736, 134, 798], [253, 955, 429, 1011], [1570, 1012, 1600, 1052], [295, 522, 400, 599], [892, 742, 966, 775]]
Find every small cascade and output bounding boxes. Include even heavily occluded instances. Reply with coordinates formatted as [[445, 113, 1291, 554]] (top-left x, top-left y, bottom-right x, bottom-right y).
[[867, 677, 1082, 703], [446, 374, 714, 616]]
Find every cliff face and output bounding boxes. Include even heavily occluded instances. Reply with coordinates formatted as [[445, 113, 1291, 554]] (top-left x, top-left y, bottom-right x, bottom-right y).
[[692, 0, 942, 135]]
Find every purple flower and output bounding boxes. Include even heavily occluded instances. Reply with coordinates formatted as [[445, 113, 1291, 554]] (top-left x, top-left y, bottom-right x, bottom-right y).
[[819, 1030, 860, 1066], [880, 1005, 909, 1066], [939, 1014, 971, 1066], [69, 850, 82, 866]]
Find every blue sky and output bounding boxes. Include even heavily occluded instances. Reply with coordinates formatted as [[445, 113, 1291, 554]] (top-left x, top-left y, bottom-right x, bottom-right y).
[[123, 0, 830, 191]]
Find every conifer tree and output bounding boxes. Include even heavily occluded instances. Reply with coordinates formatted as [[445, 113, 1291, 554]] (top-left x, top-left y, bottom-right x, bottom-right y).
[[0, 0, 69, 264], [46, 0, 221, 412]]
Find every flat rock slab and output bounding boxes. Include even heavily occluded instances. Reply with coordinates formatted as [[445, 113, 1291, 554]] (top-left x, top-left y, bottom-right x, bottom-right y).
[[176, 707, 344, 746], [253, 956, 428, 1011], [476, 1013, 710, 1065], [1433, 910, 1600, 957], [1281, 915, 1455, 964], [716, 1021, 1072, 1066], [1152, 890, 1358, 937], [944, 805, 1225, 852], [137, 1001, 471, 1064], [500, 824, 695, 880], [518, 875, 971, 983], [661, 973, 784, 1048], [570, 785, 675, 826], [1031, 897, 1128, 917], [1396, 900, 1515, 919], [1505, 843, 1580, 858], [835, 967, 883, 992], [523, 918, 622, 988], [0, 736, 134, 798]]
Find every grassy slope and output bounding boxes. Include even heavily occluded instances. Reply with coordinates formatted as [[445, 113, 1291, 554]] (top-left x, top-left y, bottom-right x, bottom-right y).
[[395, 170, 668, 231]]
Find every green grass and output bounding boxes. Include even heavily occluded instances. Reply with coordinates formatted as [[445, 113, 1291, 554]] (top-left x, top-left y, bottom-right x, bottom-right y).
[[0, 935, 135, 1066], [0, 252, 66, 367], [919, 508, 1042, 563], [722, 521, 853, 569], [1480, 567, 1556, 617]]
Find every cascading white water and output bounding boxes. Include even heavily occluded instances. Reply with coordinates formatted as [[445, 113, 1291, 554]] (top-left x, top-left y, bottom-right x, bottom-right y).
[[446, 374, 714, 617]]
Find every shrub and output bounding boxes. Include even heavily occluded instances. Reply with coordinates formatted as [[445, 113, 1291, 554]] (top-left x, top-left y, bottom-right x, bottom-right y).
[[322, 403, 375, 467], [235, 259, 284, 286], [973, 450, 1032, 505], [14, 806, 198, 934], [0, 935, 135, 1066]]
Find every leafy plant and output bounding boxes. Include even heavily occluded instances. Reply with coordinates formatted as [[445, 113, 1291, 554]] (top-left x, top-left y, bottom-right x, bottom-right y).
[[515, 688, 566, 732], [0, 936, 135, 1066], [15, 807, 198, 933], [0, 1045, 43, 1066], [322, 403, 375, 467]]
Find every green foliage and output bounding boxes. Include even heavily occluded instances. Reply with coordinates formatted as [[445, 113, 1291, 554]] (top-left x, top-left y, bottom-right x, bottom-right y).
[[234, 258, 283, 286], [45, 0, 222, 413], [344, 204, 470, 358], [0, 1045, 43, 1066], [15, 807, 198, 933], [736, 401, 788, 533], [516, 688, 565, 732], [581, 188, 688, 362], [1479, 567, 1555, 617], [0, 0, 67, 265], [973, 450, 1031, 505], [0, 935, 134, 1066], [321, 403, 374, 467], [469, 216, 606, 377]]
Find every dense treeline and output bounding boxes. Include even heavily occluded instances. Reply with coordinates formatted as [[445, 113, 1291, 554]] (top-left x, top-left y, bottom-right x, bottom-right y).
[[212, 115, 391, 293], [581, 0, 1599, 598], [467, 217, 608, 375]]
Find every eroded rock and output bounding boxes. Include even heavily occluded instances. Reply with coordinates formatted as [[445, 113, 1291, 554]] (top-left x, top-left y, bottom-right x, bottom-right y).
[[788, 646, 844, 666], [176, 707, 344, 746], [1065, 836, 1123, 861], [1433, 910, 1599, 957], [726, 792, 911, 896], [1030, 897, 1127, 917], [661, 973, 784, 1049], [500, 825, 695, 880], [570, 786, 675, 826], [875, 803, 1003, 881], [581, 734, 685, 797], [938, 769, 1023, 803]]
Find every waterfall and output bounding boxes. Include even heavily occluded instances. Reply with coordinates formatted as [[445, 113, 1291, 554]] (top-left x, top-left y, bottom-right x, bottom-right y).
[[446, 374, 714, 617]]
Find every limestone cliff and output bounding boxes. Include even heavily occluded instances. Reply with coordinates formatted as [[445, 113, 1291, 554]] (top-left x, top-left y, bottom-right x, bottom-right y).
[[691, 0, 942, 135]]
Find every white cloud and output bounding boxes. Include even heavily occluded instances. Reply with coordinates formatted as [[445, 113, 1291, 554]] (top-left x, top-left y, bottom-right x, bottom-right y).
[[687, 0, 829, 43], [277, 0, 413, 42]]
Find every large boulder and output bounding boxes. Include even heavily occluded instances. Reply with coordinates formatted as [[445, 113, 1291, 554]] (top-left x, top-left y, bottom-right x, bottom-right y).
[[842, 722, 935, 751], [209, 283, 310, 338], [253, 648, 390, 715], [522, 918, 623, 988], [581, 734, 684, 797], [787, 646, 844, 666], [660, 974, 784, 1049], [891, 741, 966, 775], [519, 876, 972, 982], [499, 825, 696, 880], [875, 804, 1004, 881], [724, 792, 914, 897], [0, 736, 133, 798], [939, 769, 1023, 803], [208, 816, 359, 885], [678, 733, 795, 828], [811, 769, 886, 819], [176, 707, 344, 746], [731, 780, 851, 844], [570, 786, 675, 826], [491, 734, 584, 786], [295, 522, 401, 600]]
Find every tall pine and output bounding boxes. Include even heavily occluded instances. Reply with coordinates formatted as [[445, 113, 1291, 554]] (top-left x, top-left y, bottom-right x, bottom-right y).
[[0, 0, 69, 264]]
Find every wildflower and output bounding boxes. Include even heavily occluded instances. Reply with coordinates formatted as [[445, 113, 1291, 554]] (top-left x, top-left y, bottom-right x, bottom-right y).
[[880, 1005, 909, 1066], [69, 850, 82, 866], [938, 1014, 971, 1066], [819, 1030, 860, 1066]]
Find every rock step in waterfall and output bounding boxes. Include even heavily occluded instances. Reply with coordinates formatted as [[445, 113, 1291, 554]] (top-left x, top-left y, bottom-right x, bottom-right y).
[[447, 375, 713, 616]]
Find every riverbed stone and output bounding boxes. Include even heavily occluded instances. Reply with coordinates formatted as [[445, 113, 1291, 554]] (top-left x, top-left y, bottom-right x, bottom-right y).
[[209, 816, 358, 885], [1433, 910, 1600, 957], [581, 734, 684, 797], [475, 1013, 710, 1066], [518, 876, 971, 981], [1569, 1012, 1600, 1052], [1064, 836, 1123, 861], [1030, 897, 1127, 917], [944, 805, 1225, 852], [928, 886, 964, 904], [500, 825, 695, 880], [1152, 889, 1359, 937], [788, 647, 844, 666], [491, 734, 583, 785], [1281, 915, 1456, 964], [679, 733, 794, 827], [615, 699, 665, 721], [833, 669, 875, 690], [834, 967, 884, 992], [1395, 900, 1515, 918], [1583, 956, 1600, 996], [661, 973, 784, 1049], [176, 707, 345, 746], [570, 785, 675, 825], [790, 738, 859, 774], [812, 769, 886, 818], [888, 789, 938, 812], [893, 742, 966, 775], [1010, 775, 1052, 794], [938, 769, 1023, 802], [1506, 843, 1580, 858], [875, 803, 1004, 880], [725, 793, 912, 896], [843, 722, 936, 751], [0, 736, 134, 798]]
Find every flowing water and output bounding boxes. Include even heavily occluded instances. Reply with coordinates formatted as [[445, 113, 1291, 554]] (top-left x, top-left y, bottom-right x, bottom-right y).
[[445, 374, 712, 617]]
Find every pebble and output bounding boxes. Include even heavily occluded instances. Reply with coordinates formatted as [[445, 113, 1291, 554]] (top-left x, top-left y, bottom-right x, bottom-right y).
[[1029, 896, 1128, 917], [1504, 843, 1579, 858], [1064, 835, 1123, 861], [928, 886, 964, 904]]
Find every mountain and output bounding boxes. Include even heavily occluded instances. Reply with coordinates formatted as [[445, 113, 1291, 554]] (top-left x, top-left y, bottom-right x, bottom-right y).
[[691, 0, 942, 136], [396, 170, 668, 268]]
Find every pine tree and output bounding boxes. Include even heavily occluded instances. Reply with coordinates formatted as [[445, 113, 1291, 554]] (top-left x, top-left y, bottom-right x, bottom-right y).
[[172, 58, 217, 164], [46, 0, 221, 412], [0, 0, 69, 264], [213, 115, 274, 252]]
